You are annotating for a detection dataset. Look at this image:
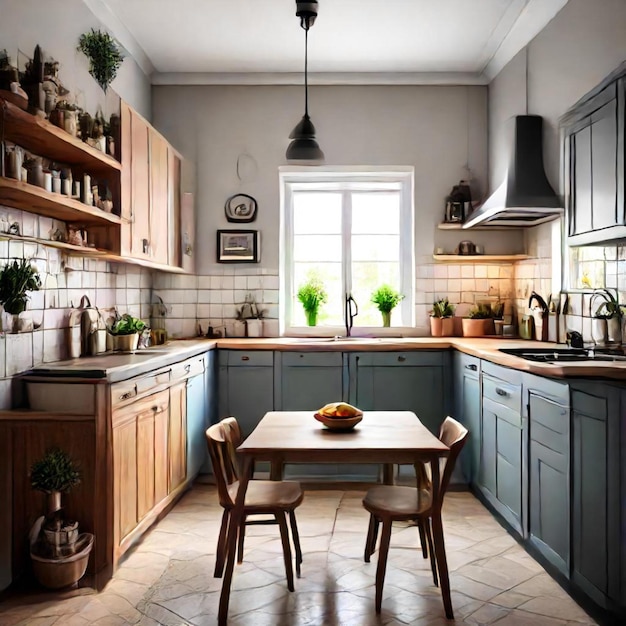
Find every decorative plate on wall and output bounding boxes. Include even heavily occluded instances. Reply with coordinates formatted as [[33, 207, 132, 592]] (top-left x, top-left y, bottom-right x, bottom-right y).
[[225, 193, 257, 223]]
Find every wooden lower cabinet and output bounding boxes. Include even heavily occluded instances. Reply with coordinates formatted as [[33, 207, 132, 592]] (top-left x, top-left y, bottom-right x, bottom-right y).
[[169, 382, 187, 491]]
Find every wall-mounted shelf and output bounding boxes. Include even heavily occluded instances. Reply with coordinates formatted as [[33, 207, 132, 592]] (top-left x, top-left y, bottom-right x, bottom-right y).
[[0, 231, 108, 255], [1, 97, 121, 173], [433, 254, 531, 263], [437, 222, 522, 231], [0, 178, 122, 226]]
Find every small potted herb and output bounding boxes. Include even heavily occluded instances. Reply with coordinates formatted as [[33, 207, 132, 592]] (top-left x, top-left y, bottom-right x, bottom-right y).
[[591, 289, 622, 345], [430, 297, 455, 337], [297, 273, 328, 327], [0, 258, 41, 332], [108, 313, 147, 351], [371, 284, 404, 327], [462, 304, 494, 337]]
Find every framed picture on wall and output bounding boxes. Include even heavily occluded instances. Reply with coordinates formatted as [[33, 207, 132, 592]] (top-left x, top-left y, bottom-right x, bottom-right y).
[[217, 230, 260, 263], [224, 193, 258, 223]]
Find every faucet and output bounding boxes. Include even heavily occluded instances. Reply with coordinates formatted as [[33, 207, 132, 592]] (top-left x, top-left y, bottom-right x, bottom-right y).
[[344, 294, 358, 337], [528, 291, 549, 342]]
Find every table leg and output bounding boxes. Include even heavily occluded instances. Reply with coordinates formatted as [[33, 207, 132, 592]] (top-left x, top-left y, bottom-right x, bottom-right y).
[[218, 455, 253, 625], [270, 459, 284, 481], [382, 463, 395, 485]]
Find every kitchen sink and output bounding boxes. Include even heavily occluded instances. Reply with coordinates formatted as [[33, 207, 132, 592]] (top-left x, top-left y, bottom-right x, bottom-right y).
[[287, 336, 385, 343], [499, 347, 626, 363]]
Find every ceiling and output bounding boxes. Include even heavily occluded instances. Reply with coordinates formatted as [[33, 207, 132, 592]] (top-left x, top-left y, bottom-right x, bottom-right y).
[[84, 0, 569, 85]]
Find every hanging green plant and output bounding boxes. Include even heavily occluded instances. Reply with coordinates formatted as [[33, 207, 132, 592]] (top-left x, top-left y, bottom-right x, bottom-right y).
[[77, 28, 124, 93]]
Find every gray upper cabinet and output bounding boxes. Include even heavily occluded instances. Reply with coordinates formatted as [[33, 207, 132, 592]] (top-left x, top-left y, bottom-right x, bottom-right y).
[[562, 64, 625, 246], [452, 352, 481, 484], [524, 374, 570, 578]]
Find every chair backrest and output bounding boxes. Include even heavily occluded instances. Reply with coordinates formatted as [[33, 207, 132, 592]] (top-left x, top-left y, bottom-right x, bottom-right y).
[[205, 417, 243, 509], [435, 416, 469, 508]]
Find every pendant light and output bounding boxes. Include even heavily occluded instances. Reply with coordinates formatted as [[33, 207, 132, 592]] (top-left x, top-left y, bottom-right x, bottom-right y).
[[286, 1, 325, 163]]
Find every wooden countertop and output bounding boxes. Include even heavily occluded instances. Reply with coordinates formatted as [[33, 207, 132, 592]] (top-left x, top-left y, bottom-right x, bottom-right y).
[[216, 337, 626, 381]]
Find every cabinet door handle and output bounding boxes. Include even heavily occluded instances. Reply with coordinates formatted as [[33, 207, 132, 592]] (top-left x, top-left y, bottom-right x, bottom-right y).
[[495, 387, 509, 397], [398, 355, 406, 362], [119, 385, 137, 401], [465, 364, 477, 371], [241, 355, 250, 361]]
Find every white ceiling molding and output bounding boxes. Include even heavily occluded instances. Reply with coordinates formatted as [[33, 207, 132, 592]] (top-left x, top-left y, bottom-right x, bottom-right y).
[[82, 0, 155, 77], [482, 0, 570, 80], [152, 72, 489, 87]]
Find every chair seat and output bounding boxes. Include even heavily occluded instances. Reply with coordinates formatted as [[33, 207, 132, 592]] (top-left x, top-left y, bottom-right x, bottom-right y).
[[363, 485, 432, 519], [228, 480, 304, 510]]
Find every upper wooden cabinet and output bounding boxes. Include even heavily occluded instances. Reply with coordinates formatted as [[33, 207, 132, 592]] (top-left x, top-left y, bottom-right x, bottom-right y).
[[120, 102, 192, 269], [562, 64, 625, 246]]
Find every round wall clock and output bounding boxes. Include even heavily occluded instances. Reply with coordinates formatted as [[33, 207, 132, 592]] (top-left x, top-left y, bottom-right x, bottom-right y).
[[225, 193, 257, 223]]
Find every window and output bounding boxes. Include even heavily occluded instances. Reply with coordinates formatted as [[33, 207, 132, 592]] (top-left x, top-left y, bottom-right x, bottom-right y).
[[280, 167, 414, 334]]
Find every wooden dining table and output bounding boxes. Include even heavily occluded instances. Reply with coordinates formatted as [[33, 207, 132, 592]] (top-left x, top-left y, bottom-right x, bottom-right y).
[[218, 410, 451, 624]]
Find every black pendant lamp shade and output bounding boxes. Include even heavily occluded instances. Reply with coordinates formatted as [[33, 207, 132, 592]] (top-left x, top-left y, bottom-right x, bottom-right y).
[[286, 1, 324, 163]]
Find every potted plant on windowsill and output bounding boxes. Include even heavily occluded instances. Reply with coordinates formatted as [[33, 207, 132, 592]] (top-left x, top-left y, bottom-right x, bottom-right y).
[[297, 273, 328, 327], [371, 285, 404, 327], [107, 313, 147, 351], [462, 304, 494, 337], [0, 258, 41, 333], [430, 297, 455, 337]]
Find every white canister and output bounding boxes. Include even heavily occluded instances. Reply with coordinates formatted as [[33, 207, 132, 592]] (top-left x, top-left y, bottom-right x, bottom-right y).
[[52, 175, 61, 194], [62, 178, 71, 196], [607, 316, 621, 344], [246, 319, 263, 338], [43, 172, 52, 193]]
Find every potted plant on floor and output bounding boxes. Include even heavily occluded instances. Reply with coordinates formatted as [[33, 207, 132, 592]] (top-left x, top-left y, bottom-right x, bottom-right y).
[[430, 297, 455, 337], [297, 273, 328, 327], [108, 313, 147, 351], [371, 284, 403, 327], [0, 258, 41, 333], [462, 304, 494, 337], [29, 447, 94, 589]]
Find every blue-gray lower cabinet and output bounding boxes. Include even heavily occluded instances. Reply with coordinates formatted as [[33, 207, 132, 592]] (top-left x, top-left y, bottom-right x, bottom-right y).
[[217, 350, 274, 438], [524, 374, 570, 578], [570, 381, 622, 611], [276, 352, 349, 479], [477, 362, 525, 536], [452, 352, 480, 484]]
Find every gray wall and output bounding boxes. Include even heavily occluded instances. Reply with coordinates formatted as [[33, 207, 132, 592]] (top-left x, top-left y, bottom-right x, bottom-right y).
[[489, 0, 626, 195], [154, 83, 524, 275], [1, 0, 151, 118]]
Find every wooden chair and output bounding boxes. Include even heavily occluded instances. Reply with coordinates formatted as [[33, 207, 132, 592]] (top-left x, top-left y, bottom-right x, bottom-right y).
[[206, 417, 304, 591], [362, 416, 469, 617]]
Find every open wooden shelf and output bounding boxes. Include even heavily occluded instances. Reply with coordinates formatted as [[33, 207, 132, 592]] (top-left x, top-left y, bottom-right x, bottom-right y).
[[433, 254, 531, 263], [437, 222, 521, 231], [0, 231, 108, 255], [0, 178, 122, 226], [101, 253, 188, 273], [1, 97, 121, 173]]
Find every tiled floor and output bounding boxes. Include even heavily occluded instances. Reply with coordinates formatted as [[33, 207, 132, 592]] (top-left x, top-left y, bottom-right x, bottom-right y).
[[1, 485, 596, 625]]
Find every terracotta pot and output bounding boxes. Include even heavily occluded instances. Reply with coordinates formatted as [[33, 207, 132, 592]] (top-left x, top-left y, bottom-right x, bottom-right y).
[[430, 316, 455, 337], [462, 318, 494, 337]]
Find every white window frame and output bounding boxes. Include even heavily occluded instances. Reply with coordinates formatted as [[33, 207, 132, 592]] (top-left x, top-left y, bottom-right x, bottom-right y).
[[279, 166, 415, 337]]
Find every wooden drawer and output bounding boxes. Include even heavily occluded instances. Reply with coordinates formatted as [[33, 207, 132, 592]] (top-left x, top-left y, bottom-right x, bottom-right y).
[[282, 352, 342, 367], [111, 369, 171, 406], [112, 389, 169, 427], [355, 351, 443, 367], [171, 356, 205, 380], [483, 374, 522, 414], [224, 351, 273, 367]]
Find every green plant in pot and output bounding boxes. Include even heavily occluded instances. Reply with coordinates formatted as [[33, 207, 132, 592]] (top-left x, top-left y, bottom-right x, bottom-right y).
[[77, 29, 124, 93], [462, 303, 494, 337], [297, 273, 328, 326], [430, 297, 455, 337], [0, 258, 41, 332], [592, 288, 623, 345], [108, 313, 147, 351], [371, 284, 404, 327]]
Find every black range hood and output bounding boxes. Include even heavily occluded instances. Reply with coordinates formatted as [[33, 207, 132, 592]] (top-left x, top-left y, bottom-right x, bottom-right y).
[[463, 115, 563, 228]]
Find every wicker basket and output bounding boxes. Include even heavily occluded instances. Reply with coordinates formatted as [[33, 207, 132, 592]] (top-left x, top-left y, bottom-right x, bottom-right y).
[[31, 533, 94, 589]]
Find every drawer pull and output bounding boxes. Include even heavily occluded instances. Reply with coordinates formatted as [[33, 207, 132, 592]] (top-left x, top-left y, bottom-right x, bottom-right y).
[[398, 356, 406, 362], [119, 386, 137, 401], [495, 387, 509, 397], [465, 364, 477, 371], [241, 356, 250, 361], [184, 364, 191, 373]]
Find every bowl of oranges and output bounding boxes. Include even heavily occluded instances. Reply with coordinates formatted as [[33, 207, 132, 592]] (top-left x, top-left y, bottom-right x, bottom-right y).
[[314, 402, 363, 431]]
